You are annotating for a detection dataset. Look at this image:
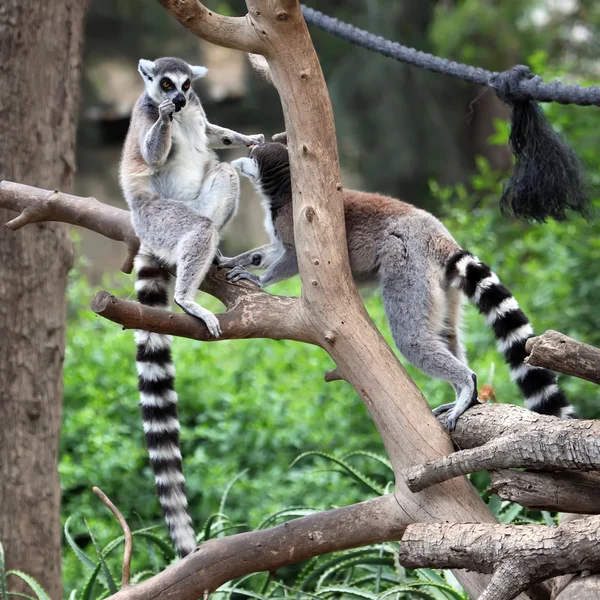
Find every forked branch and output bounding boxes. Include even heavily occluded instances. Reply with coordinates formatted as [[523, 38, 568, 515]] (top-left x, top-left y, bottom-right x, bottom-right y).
[[399, 515, 600, 600], [405, 408, 600, 492]]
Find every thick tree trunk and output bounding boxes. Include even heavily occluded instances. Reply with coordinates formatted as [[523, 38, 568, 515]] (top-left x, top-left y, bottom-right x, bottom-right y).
[[0, 1, 88, 598]]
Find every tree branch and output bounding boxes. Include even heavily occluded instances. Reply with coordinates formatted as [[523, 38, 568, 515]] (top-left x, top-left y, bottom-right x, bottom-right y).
[[155, 0, 265, 54], [405, 409, 600, 492], [398, 515, 600, 600], [91, 285, 309, 344], [489, 470, 600, 514], [107, 495, 408, 600], [525, 330, 600, 385], [0, 181, 139, 273]]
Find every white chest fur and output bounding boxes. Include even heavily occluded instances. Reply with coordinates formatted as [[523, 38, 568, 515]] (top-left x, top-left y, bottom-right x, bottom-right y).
[[152, 104, 216, 203]]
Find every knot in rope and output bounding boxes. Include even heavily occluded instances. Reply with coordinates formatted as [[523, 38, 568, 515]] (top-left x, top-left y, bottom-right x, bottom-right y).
[[489, 65, 536, 105]]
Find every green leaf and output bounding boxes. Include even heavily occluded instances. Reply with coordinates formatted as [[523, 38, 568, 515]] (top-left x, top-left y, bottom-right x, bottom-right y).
[[218, 470, 249, 521], [202, 513, 231, 542], [341, 451, 393, 472], [6, 592, 37, 600], [1, 541, 7, 600], [257, 507, 319, 530], [64, 517, 97, 574], [84, 519, 118, 595], [4, 572, 50, 600], [290, 452, 385, 495], [79, 563, 102, 600], [130, 570, 155, 585], [498, 502, 524, 524], [318, 585, 377, 599]]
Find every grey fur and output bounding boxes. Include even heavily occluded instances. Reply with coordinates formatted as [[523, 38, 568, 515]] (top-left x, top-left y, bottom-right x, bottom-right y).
[[223, 143, 572, 431], [120, 56, 264, 557]]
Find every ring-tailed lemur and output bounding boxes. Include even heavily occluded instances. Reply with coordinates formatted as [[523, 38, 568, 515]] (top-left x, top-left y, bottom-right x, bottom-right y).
[[119, 56, 264, 557], [219, 142, 574, 430]]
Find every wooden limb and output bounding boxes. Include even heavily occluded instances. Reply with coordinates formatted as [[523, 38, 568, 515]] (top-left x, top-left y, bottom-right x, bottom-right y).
[[489, 470, 600, 514], [324, 367, 344, 382], [155, 0, 265, 54], [525, 330, 600, 385], [0, 181, 139, 273], [91, 286, 310, 345], [399, 516, 600, 600], [247, 53, 273, 84], [405, 415, 600, 492], [107, 494, 408, 600], [93, 487, 132, 588]]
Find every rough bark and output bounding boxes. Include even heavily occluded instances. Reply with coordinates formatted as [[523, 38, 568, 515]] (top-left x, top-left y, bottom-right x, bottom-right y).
[[489, 470, 600, 514], [525, 330, 600, 385], [0, 2, 87, 598], [399, 516, 600, 600], [405, 415, 600, 492]]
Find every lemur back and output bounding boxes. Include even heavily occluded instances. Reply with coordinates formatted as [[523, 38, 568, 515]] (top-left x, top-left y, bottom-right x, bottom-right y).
[[120, 56, 263, 557], [222, 143, 574, 429]]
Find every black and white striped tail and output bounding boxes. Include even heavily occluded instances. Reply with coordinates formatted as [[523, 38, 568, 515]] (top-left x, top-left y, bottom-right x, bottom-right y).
[[446, 250, 575, 418], [134, 251, 197, 557]]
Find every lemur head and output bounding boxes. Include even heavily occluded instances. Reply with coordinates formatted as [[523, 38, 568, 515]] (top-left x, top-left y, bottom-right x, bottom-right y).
[[138, 57, 208, 111], [232, 143, 291, 200]]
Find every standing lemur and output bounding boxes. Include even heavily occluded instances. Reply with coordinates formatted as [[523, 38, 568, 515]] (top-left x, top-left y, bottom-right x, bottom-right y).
[[220, 142, 575, 429], [119, 56, 263, 557]]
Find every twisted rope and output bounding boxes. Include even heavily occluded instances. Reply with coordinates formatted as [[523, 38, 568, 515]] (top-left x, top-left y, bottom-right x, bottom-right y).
[[301, 5, 600, 108]]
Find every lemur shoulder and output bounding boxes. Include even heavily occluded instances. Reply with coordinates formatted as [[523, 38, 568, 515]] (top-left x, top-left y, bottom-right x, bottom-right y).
[[221, 142, 575, 430], [119, 56, 263, 558]]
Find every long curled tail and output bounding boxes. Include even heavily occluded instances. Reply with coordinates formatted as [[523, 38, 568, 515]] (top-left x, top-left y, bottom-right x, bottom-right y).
[[446, 250, 575, 418], [134, 250, 196, 557]]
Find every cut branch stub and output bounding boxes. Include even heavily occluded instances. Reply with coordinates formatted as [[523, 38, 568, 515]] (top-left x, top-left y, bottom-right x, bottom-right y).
[[489, 469, 600, 514], [399, 516, 600, 600], [525, 330, 600, 385], [405, 411, 600, 492]]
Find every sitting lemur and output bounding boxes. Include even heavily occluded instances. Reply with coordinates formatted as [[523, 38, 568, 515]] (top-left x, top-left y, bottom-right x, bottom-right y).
[[220, 142, 574, 430], [120, 56, 264, 557]]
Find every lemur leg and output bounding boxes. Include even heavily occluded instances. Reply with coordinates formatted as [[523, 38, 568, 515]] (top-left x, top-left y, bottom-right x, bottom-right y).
[[442, 287, 467, 363], [192, 163, 240, 231], [380, 248, 478, 431], [173, 223, 222, 338], [205, 123, 264, 149], [226, 246, 297, 288], [217, 244, 280, 270]]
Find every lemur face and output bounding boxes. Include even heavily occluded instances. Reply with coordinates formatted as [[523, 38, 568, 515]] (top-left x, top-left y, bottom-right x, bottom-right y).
[[232, 142, 289, 183], [138, 57, 208, 110]]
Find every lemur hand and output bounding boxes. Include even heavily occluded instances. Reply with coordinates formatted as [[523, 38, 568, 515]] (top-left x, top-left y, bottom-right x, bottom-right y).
[[159, 99, 176, 123], [226, 266, 261, 287], [246, 133, 265, 147]]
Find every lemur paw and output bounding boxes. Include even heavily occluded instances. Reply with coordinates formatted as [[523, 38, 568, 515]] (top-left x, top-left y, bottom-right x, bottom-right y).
[[226, 266, 261, 286], [159, 99, 176, 122], [174, 300, 222, 338], [246, 133, 265, 147]]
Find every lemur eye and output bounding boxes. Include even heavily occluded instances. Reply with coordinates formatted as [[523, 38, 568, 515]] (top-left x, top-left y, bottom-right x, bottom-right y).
[[182, 80, 190, 91], [160, 79, 171, 90]]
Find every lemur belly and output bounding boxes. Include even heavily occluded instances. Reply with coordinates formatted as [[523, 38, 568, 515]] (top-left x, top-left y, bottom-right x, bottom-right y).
[[151, 110, 215, 204]]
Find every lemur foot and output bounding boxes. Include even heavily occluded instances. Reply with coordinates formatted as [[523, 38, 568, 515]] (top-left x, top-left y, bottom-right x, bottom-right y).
[[226, 266, 261, 287], [213, 249, 224, 266], [433, 399, 481, 432], [174, 299, 222, 338]]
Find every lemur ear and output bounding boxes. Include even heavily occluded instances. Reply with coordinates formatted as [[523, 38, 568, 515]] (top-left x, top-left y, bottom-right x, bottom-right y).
[[190, 65, 209, 80], [138, 59, 156, 82]]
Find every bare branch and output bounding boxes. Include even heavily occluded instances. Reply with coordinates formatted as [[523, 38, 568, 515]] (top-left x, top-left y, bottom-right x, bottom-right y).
[[108, 495, 408, 600], [489, 470, 600, 514], [0, 181, 139, 273], [247, 53, 273, 84], [156, 0, 265, 54], [525, 330, 600, 385], [93, 487, 132, 587], [91, 287, 310, 344], [324, 367, 344, 382], [399, 516, 600, 600], [405, 415, 600, 492]]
